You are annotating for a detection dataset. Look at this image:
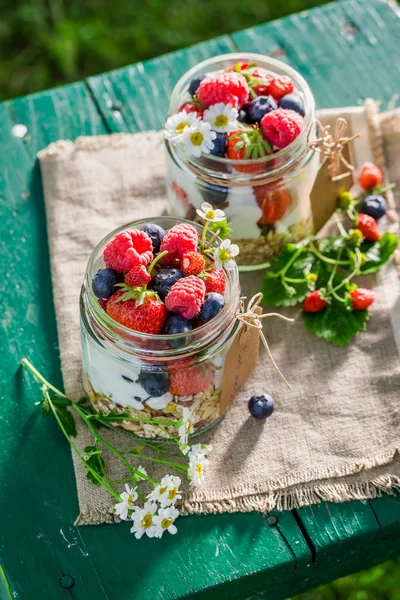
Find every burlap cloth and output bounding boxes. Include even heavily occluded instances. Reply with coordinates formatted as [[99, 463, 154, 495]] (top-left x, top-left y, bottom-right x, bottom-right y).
[[38, 101, 400, 525]]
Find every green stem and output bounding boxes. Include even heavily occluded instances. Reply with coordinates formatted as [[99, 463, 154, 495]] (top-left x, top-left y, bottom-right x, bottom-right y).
[[284, 277, 307, 284], [333, 213, 349, 238], [332, 248, 362, 293], [201, 221, 209, 254], [124, 452, 188, 474], [21, 358, 68, 399], [310, 242, 352, 266], [147, 250, 169, 276], [204, 229, 221, 249], [91, 414, 181, 428]]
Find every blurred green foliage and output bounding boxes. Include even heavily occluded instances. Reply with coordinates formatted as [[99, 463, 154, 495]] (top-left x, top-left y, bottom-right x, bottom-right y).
[[293, 559, 400, 600], [0, 0, 331, 101]]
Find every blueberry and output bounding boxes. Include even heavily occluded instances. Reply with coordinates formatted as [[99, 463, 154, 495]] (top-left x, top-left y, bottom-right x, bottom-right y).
[[137, 370, 169, 397], [210, 132, 227, 157], [248, 394, 275, 419], [164, 314, 193, 348], [278, 93, 305, 117], [238, 108, 252, 124], [248, 96, 278, 123], [200, 292, 225, 322], [140, 223, 166, 252], [201, 183, 228, 207], [359, 194, 387, 221], [189, 73, 207, 97], [92, 268, 121, 299], [152, 268, 183, 299]]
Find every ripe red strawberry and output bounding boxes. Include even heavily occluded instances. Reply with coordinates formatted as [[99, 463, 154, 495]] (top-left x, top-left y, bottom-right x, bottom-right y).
[[357, 213, 381, 242], [250, 68, 273, 96], [204, 268, 226, 293], [269, 76, 294, 100], [107, 291, 167, 334], [169, 364, 214, 396], [227, 128, 272, 173], [358, 162, 383, 190], [303, 290, 328, 313], [261, 108, 304, 149], [104, 230, 153, 272], [225, 62, 251, 72], [350, 288, 376, 310], [196, 72, 249, 108], [178, 102, 204, 118], [181, 251, 205, 275], [125, 265, 151, 287], [255, 185, 291, 224]]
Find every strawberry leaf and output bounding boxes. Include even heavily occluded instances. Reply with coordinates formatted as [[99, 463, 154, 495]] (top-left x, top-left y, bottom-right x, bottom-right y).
[[359, 232, 399, 274], [303, 299, 369, 345], [84, 444, 106, 485]]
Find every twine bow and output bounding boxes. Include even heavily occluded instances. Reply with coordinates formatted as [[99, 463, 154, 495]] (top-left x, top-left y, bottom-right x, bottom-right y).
[[236, 293, 293, 389], [309, 117, 360, 181]]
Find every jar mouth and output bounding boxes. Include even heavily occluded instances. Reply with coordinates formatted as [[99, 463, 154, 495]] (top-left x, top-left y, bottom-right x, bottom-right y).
[[83, 216, 240, 357], [167, 52, 316, 181]]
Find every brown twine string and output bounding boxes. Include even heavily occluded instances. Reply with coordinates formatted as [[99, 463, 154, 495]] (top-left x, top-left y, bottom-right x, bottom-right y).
[[236, 293, 293, 389], [309, 117, 360, 181]]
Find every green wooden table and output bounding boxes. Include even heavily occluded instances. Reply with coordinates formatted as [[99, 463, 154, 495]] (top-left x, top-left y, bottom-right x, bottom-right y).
[[1, 0, 400, 598]]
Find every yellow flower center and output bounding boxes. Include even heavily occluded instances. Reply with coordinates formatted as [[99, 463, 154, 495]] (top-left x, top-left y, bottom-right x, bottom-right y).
[[159, 486, 168, 495], [215, 114, 228, 127], [168, 487, 178, 501], [219, 249, 231, 263], [141, 513, 153, 529], [127, 495, 134, 506], [185, 419, 193, 434], [161, 517, 173, 530], [190, 132, 204, 146], [196, 463, 203, 477], [175, 121, 189, 134], [205, 209, 215, 219]]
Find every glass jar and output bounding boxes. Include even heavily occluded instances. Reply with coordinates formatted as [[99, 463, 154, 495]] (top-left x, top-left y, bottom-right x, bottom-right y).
[[164, 52, 320, 270], [80, 217, 240, 439]]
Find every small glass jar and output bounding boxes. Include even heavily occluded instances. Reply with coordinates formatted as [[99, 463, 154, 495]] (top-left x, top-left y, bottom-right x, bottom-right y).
[[164, 53, 320, 270], [80, 217, 240, 439]]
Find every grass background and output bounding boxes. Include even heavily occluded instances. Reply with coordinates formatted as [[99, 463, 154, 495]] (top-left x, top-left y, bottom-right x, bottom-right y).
[[2, 1, 399, 597]]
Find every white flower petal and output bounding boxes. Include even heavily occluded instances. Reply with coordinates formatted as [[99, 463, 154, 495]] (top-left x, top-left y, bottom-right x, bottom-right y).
[[224, 258, 237, 270], [229, 244, 240, 257], [220, 238, 231, 250], [201, 202, 213, 212]]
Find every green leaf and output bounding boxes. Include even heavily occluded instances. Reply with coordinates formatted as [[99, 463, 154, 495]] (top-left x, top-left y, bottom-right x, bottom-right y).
[[359, 232, 399, 274], [41, 396, 51, 418], [51, 395, 71, 407], [126, 446, 144, 455], [208, 219, 233, 240], [303, 299, 369, 345], [262, 246, 320, 307], [85, 447, 106, 486], [77, 397, 89, 406], [56, 405, 77, 437]]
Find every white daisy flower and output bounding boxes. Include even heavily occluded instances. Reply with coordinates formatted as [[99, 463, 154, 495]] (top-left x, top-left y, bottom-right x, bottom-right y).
[[196, 201, 226, 223], [188, 455, 209, 487], [164, 111, 201, 143], [178, 407, 195, 446], [182, 122, 216, 157], [214, 238, 240, 270], [147, 475, 182, 507], [114, 484, 138, 521], [153, 506, 180, 538], [130, 501, 157, 539], [134, 465, 148, 482], [203, 102, 238, 133], [188, 443, 212, 463]]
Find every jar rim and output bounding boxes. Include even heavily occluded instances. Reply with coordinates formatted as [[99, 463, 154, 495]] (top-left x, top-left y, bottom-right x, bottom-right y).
[[83, 216, 240, 357], [167, 52, 316, 180]]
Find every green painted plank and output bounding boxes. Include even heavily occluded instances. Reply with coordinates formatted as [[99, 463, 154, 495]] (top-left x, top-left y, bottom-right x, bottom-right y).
[[232, 0, 400, 108], [87, 36, 236, 133]]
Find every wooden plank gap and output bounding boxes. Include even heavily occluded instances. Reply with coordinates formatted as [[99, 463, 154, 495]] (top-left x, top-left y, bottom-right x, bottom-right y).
[[292, 509, 318, 564], [83, 78, 132, 135]]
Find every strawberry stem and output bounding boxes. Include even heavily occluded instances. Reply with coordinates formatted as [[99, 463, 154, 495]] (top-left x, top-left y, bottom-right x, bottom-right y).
[[148, 250, 168, 275]]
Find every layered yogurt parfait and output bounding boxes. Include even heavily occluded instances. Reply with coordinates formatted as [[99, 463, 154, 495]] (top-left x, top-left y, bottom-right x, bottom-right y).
[[164, 53, 320, 269], [80, 211, 240, 439]]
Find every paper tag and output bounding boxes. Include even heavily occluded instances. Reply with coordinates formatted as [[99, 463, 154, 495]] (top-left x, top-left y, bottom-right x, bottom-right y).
[[219, 307, 261, 413]]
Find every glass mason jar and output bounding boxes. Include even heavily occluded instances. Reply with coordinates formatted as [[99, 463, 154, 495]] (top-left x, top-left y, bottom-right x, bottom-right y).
[[164, 52, 320, 270], [80, 217, 240, 439]]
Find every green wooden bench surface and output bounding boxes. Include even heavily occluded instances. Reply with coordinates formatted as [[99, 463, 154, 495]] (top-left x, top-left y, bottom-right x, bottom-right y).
[[1, 0, 400, 598]]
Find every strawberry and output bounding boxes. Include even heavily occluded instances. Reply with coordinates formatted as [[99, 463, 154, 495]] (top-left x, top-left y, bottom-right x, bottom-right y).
[[269, 76, 294, 100], [356, 214, 381, 242], [181, 251, 205, 275], [249, 68, 273, 96], [255, 185, 291, 224], [350, 288, 376, 310], [358, 162, 383, 190], [178, 102, 204, 118], [169, 364, 214, 396], [125, 265, 151, 287], [107, 291, 167, 334], [203, 268, 226, 294], [227, 128, 272, 173], [303, 290, 328, 313]]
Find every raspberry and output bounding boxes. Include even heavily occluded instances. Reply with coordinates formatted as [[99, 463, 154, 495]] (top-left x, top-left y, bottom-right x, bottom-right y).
[[269, 76, 294, 100], [358, 162, 383, 190], [107, 291, 167, 334], [350, 288, 376, 310], [165, 275, 206, 319], [303, 290, 328, 313], [169, 364, 214, 396], [197, 72, 249, 109], [104, 230, 153, 272], [181, 251, 205, 275], [204, 268, 226, 293], [261, 109, 304, 149], [125, 265, 151, 287], [356, 214, 381, 242], [160, 223, 198, 267], [178, 102, 204, 118]]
